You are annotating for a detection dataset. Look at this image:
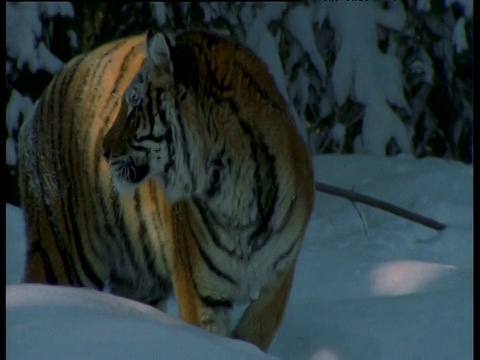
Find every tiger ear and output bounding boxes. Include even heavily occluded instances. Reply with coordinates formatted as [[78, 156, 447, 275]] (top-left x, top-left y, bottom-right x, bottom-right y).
[[145, 30, 175, 86]]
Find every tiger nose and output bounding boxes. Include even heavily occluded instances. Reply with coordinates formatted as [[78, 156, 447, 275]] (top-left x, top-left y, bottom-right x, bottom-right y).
[[103, 149, 111, 161]]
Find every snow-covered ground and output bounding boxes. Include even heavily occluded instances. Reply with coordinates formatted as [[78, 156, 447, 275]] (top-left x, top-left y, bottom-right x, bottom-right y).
[[6, 154, 473, 360]]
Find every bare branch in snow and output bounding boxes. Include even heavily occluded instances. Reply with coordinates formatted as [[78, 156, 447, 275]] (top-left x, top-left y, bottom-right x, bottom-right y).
[[315, 181, 447, 231]]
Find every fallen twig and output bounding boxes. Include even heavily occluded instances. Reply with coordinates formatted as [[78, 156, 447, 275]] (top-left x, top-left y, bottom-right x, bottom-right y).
[[314, 181, 447, 231]]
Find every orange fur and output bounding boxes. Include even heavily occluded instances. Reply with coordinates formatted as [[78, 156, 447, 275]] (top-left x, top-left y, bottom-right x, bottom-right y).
[[19, 30, 314, 351]]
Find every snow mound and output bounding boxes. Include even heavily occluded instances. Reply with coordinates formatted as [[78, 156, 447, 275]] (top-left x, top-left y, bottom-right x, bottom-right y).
[[6, 284, 277, 360], [6, 154, 472, 359]]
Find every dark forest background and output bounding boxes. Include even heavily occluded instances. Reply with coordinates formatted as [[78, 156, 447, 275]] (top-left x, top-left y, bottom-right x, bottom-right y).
[[6, 1, 473, 206]]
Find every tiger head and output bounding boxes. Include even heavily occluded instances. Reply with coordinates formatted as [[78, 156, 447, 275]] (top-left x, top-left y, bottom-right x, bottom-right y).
[[103, 30, 202, 202]]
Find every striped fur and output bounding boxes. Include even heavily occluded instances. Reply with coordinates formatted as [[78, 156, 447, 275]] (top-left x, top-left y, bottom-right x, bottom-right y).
[[18, 30, 314, 350]]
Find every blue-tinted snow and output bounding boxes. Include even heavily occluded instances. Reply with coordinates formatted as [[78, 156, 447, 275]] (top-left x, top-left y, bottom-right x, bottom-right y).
[[6, 154, 473, 360]]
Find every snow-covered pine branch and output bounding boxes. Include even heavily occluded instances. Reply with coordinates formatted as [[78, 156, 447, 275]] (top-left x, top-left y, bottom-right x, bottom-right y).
[[6, 2, 75, 167], [6, 1, 473, 191]]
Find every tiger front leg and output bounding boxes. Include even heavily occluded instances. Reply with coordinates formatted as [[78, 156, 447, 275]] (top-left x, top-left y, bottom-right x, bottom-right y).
[[232, 262, 295, 351], [172, 256, 230, 336], [172, 212, 230, 336]]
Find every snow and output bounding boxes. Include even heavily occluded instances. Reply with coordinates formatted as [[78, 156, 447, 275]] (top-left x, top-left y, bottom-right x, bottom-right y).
[[6, 138, 17, 166], [151, 2, 166, 27], [6, 90, 35, 166], [39, 1, 74, 18], [289, 66, 310, 114], [36, 41, 65, 73], [7, 1, 472, 164], [418, 49, 435, 84], [417, 0, 431, 12], [199, 3, 239, 28], [6, 204, 27, 284], [240, 3, 308, 141], [284, 4, 327, 79], [242, 5, 288, 105], [6, 2, 72, 74], [6, 154, 473, 359], [452, 17, 469, 54], [445, 0, 473, 19], [327, 0, 412, 156], [66, 29, 79, 49], [7, 285, 276, 360], [330, 124, 345, 151]]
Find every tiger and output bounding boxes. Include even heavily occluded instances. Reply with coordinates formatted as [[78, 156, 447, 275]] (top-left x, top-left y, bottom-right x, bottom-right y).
[[18, 29, 314, 351]]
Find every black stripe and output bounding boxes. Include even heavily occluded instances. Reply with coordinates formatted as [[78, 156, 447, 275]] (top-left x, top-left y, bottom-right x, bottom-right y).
[[182, 35, 282, 254], [82, 40, 132, 132], [31, 169, 69, 284], [67, 53, 109, 273], [96, 41, 144, 159], [92, 43, 146, 276], [162, 159, 174, 188], [62, 41, 128, 285], [109, 271, 132, 287], [129, 141, 152, 153], [101, 53, 143, 139], [170, 39, 199, 90], [149, 181, 172, 279], [175, 206, 233, 311], [174, 205, 205, 300], [180, 32, 284, 254], [134, 133, 167, 143], [233, 59, 284, 111], [148, 296, 169, 308], [109, 187, 141, 272], [35, 89, 78, 285], [145, 83, 157, 131], [206, 66, 231, 93], [205, 148, 225, 198], [154, 90, 168, 127], [71, 107, 115, 287], [61, 53, 113, 287], [172, 104, 195, 192], [273, 194, 297, 235], [191, 225, 238, 285], [273, 240, 299, 271], [179, 32, 283, 111], [134, 191, 164, 281], [200, 296, 232, 309], [65, 185, 104, 289], [153, 128, 174, 165], [237, 119, 278, 255], [164, 127, 174, 158], [105, 40, 141, 106], [53, 61, 106, 288], [28, 234, 58, 284], [54, 56, 90, 286], [192, 199, 236, 256]]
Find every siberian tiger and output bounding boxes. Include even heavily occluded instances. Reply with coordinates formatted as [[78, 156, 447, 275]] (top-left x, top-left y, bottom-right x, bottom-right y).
[[18, 29, 314, 350]]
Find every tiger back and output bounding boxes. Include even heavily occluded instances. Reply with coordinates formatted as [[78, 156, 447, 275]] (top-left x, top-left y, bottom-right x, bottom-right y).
[[18, 35, 174, 309], [18, 29, 314, 351]]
